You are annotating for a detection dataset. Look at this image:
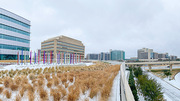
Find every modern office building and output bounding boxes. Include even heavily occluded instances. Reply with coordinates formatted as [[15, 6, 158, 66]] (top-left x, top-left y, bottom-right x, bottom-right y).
[[137, 48, 153, 59], [110, 50, 125, 60], [41, 35, 85, 61], [153, 52, 158, 59], [86, 53, 99, 60], [0, 8, 30, 60], [100, 52, 110, 60], [170, 55, 177, 60], [158, 53, 166, 59], [137, 48, 178, 61]]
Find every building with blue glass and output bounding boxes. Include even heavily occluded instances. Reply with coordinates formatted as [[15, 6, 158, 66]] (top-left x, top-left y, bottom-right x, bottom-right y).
[[0, 8, 30, 60], [110, 50, 125, 60]]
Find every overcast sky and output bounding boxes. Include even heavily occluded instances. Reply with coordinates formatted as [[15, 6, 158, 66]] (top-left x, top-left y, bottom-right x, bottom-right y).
[[0, 0, 180, 58]]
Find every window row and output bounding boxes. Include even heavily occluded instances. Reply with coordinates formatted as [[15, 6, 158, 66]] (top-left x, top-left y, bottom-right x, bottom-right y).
[[0, 34, 30, 43], [0, 24, 30, 36], [41, 41, 54, 45], [57, 44, 84, 51], [57, 41, 84, 49], [0, 14, 30, 28], [41, 44, 54, 48], [57, 48, 84, 53], [0, 44, 29, 51]]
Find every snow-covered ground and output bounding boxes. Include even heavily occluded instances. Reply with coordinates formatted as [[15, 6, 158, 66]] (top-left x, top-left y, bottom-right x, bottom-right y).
[[108, 71, 120, 101], [0, 62, 94, 71], [145, 71, 180, 101], [164, 72, 180, 89], [143, 65, 180, 70]]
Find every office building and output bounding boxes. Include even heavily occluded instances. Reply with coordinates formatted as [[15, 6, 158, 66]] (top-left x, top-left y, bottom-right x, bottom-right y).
[[137, 48, 153, 59], [110, 50, 125, 60], [86, 53, 99, 60], [158, 53, 166, 59], [100, 52, 110, 60], [170, 55, 177, 60], [153, 52, 158, 59], [41, 35, 85, 61], [0, 8, 30, 60]]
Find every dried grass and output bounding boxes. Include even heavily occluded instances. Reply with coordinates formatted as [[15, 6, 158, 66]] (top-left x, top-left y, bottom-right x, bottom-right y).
[[47, 81, 53, 88], [45, 73, 50, 80], [39, 88, 48, 100], [28, 90, 35, 101], [0, 87, 4, 94], [15, 95, 21, 101], [3, 89, 12, 99], [29, 73, 36, 80], [53, 77, 60, 86], [10, 84, 19, 91], [4, 77, 12, 88], [19, 87, 25, 97]]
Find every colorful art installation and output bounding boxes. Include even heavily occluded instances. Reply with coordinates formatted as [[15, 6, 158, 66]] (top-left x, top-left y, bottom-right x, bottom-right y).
[[21, 50, 23, 64], [30, 51, 32, 64], [34, 52, 36, 64], [17, 51, 19, 65], [64, 52, 66, 64]]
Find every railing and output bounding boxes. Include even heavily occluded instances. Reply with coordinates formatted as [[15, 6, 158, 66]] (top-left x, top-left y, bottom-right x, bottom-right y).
[[120, 62, 135, 101]]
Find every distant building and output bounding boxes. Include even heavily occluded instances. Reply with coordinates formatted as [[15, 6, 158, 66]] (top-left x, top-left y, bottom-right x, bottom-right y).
[[0, 8, 30, 60], [137, 48, 153, 59], [110, 50, 125, 60], [137, 48, 178, 61], [153, 52, 158, 59], [41, 35, 85, 61], [100, 52, 110, 60], [158, 53, 166, 59], [86, 53, 99, 60], [170, 55, 177, 60]]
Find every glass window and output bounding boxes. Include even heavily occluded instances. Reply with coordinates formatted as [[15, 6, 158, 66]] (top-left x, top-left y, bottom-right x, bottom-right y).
[[0, 14, 30, 28], [0, 24, 30, 36]]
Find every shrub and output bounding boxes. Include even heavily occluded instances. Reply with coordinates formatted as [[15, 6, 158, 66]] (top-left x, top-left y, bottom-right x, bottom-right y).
[[45, 73, 50, 80], [14, 76, 22, 85], [128, 68, 139, 101], [137, 74, 163, 101], [89, 86, 99, 98], [65, 82, 69, 88], [3, 89, 12, 99], [53, 77, 59, 86], [39, 89, 48, 100], [163, 70, 172, 77], [38, 79, 44, 86], [69, 76, 74, 83], [15, 95, 21, 101], [19, 87, 25, 97], [29, 73, 36, 80], [134, 67, 143, 77], [47, 81, 53, 88], [28, 91, 35, 101], [27, 84, 35, 93], [4, 77, 12, 88], [0, 87, 4, 94], [38, 73, 44, 78], [57, 85, 67, 98], [68, 92, 76, 101], [61, 76, 67, 84], [53, 91, 61, 101], [10, 84, 19, 91]]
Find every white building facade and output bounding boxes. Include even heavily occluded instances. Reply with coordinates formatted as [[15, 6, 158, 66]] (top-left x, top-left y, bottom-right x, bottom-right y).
[[0, 8, 30, 60]]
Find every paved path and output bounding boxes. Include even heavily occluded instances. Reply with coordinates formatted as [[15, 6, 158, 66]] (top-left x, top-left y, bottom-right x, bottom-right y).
[[147, 72, 180, 101]]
